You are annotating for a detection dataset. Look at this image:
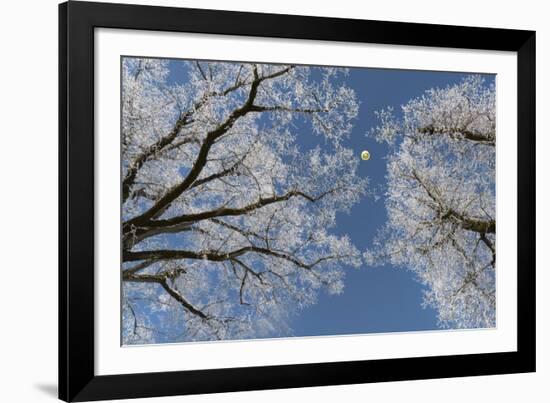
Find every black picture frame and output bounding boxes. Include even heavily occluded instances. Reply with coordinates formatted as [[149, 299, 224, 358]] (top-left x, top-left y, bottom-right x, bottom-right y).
[[59, 1, 536, 401]]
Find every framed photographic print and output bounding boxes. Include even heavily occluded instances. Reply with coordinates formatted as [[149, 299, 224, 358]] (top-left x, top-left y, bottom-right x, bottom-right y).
[[59, 1, 536, 401]]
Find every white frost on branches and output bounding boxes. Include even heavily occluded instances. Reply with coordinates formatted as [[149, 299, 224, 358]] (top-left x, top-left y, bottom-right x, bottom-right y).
[[121, 58, 366, 344], [365, 76, 496, 329]]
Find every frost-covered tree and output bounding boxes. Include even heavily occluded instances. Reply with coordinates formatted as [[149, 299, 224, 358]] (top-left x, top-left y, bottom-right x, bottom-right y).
[[121, 58, 366, 344], [365, 76, 496, 329]]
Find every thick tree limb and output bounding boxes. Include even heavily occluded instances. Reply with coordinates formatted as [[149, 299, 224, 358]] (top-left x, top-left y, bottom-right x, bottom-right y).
[[249, 105, 327, 113], [124, 181, 344, 248], [124, 190, 317, 246], [453, 213, 495, 234], [124, 245, 316, 271], [148, 190, 314, 227], [419, 125, 495, 146]]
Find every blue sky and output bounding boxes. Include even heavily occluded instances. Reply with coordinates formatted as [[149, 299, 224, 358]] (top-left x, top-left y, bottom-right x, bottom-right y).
[[151, 60, 495, 339]]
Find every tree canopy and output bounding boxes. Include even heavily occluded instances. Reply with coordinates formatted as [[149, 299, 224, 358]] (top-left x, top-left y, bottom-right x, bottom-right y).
[[365, 76, 496, 328], [121, 58, 367, 343]]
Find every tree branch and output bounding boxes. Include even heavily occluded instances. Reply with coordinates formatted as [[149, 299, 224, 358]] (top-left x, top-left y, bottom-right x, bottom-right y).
[[124, 245, 315, 271], [122, 115, 193, 203], [411, 169, 495, 234], [129, 190, 316, 242], [418, 125, 495, 146], [249, 105, 328, 113], [123, 270, 208, 319]]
